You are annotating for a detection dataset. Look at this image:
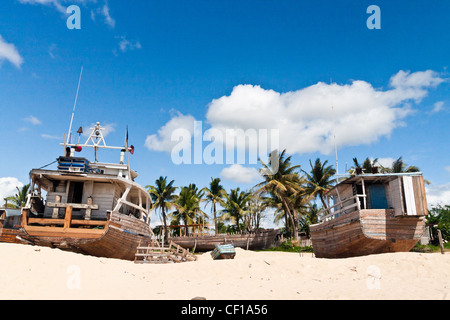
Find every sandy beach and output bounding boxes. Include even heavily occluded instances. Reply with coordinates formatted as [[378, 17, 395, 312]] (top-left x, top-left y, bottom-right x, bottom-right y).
[[0, 243, 449, 300]]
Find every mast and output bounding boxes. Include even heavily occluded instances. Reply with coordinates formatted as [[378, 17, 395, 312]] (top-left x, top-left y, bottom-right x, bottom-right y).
[[67, 67, 83, 144]]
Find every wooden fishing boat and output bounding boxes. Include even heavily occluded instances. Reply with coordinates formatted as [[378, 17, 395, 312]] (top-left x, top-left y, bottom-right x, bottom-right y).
[[310, 172, 428, 258], [20, 122, 154, 260], [0, 209, 28, 244], [169, 228, 279, 252]]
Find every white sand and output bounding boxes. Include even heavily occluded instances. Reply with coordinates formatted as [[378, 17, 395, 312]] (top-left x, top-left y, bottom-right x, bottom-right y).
[[0, 242, 449, 300]]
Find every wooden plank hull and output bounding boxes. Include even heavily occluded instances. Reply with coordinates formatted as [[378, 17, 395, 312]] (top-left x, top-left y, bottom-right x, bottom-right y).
[[21, 212, 152, 260], [0, 228, 28, 244], [169, 229, 279, 252], [310, 209, 426, 258]]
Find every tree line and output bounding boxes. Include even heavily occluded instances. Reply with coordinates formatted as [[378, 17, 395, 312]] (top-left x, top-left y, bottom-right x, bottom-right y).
[[146, 151, 426, 241], [5, 153, 445, 243]]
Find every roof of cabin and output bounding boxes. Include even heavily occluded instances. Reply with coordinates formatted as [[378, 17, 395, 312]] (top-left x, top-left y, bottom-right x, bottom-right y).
[[326, 172, 424, 195]]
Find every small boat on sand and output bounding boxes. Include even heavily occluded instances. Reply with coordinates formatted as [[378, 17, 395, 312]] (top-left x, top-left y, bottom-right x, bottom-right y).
[[310, 172, 428, 258]]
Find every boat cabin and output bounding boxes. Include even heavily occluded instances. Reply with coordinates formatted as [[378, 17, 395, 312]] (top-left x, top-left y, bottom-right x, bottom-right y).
[[24, 122, 151, 226], [0, 208, 22, 230], [320, 173, 428, 222]]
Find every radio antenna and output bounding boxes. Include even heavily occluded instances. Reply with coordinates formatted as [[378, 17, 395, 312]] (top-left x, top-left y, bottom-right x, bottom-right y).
[[67, 66, 83, 144], [330, 77, 339, 181]]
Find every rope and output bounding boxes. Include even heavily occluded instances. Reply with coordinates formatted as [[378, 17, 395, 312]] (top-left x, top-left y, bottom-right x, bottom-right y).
[[37, 159, 58, 170]]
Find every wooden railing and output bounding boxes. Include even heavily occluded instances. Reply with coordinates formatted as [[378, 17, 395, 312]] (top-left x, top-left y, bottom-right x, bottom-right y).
[[318, 194, 366, 223], [23, 202, 105, 229]]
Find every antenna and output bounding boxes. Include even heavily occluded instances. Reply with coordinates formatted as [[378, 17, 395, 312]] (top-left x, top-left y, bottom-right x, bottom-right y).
[[330, 78, 339, 182], [67, 66, 83, 144]]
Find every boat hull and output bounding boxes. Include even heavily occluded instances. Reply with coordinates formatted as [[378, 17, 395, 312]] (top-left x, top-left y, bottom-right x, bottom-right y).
[[170, 229, 279, 252], [21, 211, 152, 260], [0, 228, 28, 244], [310, 209, 426, 258]]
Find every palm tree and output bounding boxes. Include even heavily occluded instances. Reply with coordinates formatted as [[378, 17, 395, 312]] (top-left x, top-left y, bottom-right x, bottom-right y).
[[202, 178, 225, 235], [390, 157, 420, 173], [246, 194, 269, 231], [255, 149, 302, 241], [146, 176, 177, 236], [219, 188, 252, 232], [303, 158, 336, 209], [5, 184, 30, 208], [363, 157, 378, 174], [172, 184, 206, 235], [298, 203, 320, 238]]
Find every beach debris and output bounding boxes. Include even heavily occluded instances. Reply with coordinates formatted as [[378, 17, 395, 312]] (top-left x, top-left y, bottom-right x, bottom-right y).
[[191, 296, 207, 300], [134, 239, 196, 264], [211, 243, 236, 260]]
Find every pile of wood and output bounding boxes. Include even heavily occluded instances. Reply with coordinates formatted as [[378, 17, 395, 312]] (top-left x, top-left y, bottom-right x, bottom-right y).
[[134, 239, 197, 264]]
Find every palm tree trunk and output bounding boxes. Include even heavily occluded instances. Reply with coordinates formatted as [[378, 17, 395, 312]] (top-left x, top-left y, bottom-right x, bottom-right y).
[[213, 201, 218, 235], [281, 197, 298, 242], [319, 194, 328, 209], [162, 207, 168, 237]]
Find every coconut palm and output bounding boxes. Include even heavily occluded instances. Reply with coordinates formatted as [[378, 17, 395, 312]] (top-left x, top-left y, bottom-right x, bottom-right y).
[[363, 157, 378, 174], [246, 193, 269, 231], [219, 188, 252, 232], [146, 176, 177, 236], [255, 149, 302, 241], [303, 158, 336, 209], [5, 184, 30, 208], [172, 184, 206, 236], [298, 203, 321, 238], [390, 157, 420, 173], [202, 178, 225, 235]]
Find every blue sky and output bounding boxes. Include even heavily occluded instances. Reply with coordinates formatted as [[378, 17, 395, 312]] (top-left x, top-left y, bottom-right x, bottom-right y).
[[0, 0, 449, 225]]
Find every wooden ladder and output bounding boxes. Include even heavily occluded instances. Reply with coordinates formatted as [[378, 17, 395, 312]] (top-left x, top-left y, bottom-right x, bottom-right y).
[[134, 239, 197, 264]]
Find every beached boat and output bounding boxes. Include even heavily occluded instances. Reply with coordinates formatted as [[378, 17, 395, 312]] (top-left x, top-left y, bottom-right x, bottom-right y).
[[20, 122, 154, 260], [169, 228, 279, 252], [310, 172, 428, 258], [0, 208, 28, 244]]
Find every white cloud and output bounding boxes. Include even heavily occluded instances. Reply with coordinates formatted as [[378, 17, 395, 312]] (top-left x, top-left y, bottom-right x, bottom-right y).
[[206, 70, 445, 155], [374, 157, 396, 169], [18, 0, 66, 13], [81, 122, 115, 139], [0, 177, 24, 203], [0, 35, 23, 69], [19, 0, 116, 28], [431, 101, 445, 114], [23, 115, 42, 125], [101, 1, 115, 28], [118, 36, 141, 53], [220, 164, 261, 184], [445, 166, 450, 174], [145, 113, 196, 153], [426, 183, 450, 207], [389, 70, 445, 89], [41, 133, 61, 140], [48, 43, 57, 59]]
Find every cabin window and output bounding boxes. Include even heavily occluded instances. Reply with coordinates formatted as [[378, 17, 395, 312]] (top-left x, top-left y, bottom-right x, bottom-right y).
[[368, 184, 388, 209]]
